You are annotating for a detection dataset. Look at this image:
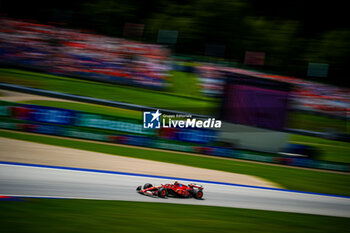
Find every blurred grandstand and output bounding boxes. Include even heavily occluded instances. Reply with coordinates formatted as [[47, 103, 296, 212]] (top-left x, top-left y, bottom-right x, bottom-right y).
[[197, 64, 349, 119], [0, 17, 349, 128], [0, 18, 171, 89]]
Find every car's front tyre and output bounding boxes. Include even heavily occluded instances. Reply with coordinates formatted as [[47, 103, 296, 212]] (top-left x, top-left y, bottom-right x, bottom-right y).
[[158, 188, 167, 198]]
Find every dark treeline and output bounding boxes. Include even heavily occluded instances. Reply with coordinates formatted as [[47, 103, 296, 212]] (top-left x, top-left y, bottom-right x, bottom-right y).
[[1, 0, 349, 86]]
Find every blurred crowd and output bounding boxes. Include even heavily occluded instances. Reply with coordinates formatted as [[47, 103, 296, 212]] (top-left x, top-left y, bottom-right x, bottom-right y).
[[197, 64, 350, 118], [0, 18, 171, 88], [0, 18, 348, 118]]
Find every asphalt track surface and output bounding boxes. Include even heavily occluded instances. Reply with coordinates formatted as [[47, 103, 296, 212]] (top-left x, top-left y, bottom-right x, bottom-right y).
[[1, 163, 350, 218]]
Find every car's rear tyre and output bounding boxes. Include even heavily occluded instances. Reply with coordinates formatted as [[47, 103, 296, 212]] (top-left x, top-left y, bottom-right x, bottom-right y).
[[143, 183, 153, 189], [136, 185, 142, 191], [158, 188, 167, 198], [193, 189, 203, 199]]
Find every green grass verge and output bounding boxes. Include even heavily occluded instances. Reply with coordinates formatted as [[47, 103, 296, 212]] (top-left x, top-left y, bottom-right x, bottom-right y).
[[290, 134, 350, 164], [169, 70, 202, 99], [16, 100, 350, 164], [1, 199, 349, 233], [288, 111, 349, 134], [0, 68, 217, 115], [1, 130, 350, 196]]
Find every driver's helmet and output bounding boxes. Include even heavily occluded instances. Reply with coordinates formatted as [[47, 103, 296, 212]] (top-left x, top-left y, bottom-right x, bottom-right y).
[[174, 181, 182, 187]]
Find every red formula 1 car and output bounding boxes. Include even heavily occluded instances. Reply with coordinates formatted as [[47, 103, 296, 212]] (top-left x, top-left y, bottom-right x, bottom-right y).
[[136, 181, 204, 199]]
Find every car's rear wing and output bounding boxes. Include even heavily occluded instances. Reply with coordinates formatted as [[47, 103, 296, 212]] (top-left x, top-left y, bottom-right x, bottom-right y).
[[188, 183, 203, 190]]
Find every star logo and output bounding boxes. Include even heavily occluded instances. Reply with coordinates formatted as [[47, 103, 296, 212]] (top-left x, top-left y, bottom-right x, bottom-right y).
[[143, 110, 162, 129], [151, 109, 161, 122]]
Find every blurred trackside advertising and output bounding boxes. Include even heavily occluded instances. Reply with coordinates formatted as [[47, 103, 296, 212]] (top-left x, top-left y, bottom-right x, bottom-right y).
[[0, 100, 218, 144], [0, 101, 349, 172]]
